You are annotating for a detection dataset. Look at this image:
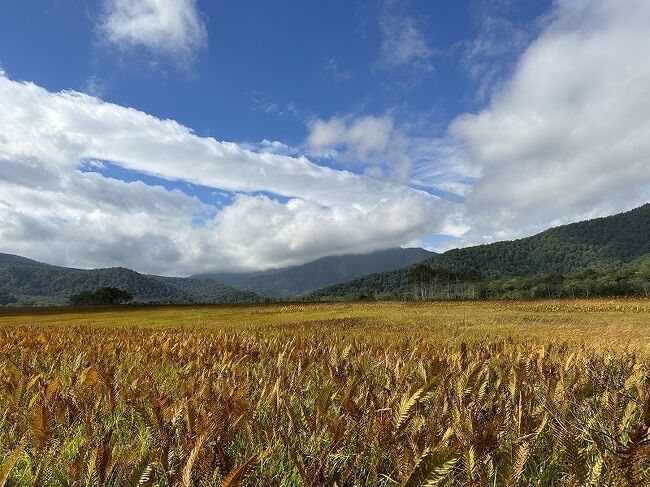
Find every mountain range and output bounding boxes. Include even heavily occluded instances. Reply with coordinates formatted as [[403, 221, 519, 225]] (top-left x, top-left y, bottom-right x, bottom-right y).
[[0, 247, 433, 306], [194, 247, 434, 298], [1, 204, 648, 306], [0, 254, 260, 306]]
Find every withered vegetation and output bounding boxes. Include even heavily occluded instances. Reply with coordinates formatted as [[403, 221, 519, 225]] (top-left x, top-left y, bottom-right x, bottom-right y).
[[0, 299, 649, 485]]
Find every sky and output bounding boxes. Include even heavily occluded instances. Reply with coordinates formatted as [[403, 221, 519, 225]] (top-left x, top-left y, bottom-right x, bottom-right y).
[[0, 0, 648, 276]]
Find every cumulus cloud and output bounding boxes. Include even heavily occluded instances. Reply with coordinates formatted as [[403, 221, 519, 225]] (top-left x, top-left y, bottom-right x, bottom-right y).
[[98, 0, 207, 62], [5, 0, 647, 275], [376, 0, 432, 72], [447, 0, 650, 241], [0, 74, 448, 275], [307, 114, 414, 184], [194, 192, 441, 271], [308, 115, 393, 157]]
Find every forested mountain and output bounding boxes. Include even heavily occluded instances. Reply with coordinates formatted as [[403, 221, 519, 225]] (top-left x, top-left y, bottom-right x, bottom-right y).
[[0, 254, 260, 306], [195, 247, 434, 297], [309, 204, 650, 300]]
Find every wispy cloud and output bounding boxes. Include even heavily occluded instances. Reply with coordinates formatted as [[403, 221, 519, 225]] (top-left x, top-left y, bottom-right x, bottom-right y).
[[305, 113, 479, 195], [82, 74, 108, 98], [459, 8, 538, 103], [326, 58, 353, 83], [376, 0, 433, 72], [251, 94, 301, 118]]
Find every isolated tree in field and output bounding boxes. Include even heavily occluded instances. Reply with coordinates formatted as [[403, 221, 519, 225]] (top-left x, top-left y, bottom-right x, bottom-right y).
[[69, 287, 134, 306]]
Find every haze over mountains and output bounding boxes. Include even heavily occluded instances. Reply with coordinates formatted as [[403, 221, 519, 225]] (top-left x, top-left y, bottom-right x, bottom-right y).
[[0, 204, 648, 306], [194, 247, 433, 298]]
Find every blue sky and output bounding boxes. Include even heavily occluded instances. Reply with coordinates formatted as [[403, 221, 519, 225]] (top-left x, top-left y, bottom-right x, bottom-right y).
[[0, 0, 648, 275], [0, 1, 545, 143]]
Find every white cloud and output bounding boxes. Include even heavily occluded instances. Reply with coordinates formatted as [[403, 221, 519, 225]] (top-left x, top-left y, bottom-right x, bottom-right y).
[[251, 94, 301, 118], [0, 75, 449, 275], [305, 113, 481, 194], [241, 139, 300, 157], [376, 0, 433, 72], [6, 0, 647, 276], [98, 0, 207, 62], [195, 192, 441, 271], [307, 114, 414, 183], [306, 114, 481, 195], [308, 115, 393, 157], [443, 0, 650, 242]]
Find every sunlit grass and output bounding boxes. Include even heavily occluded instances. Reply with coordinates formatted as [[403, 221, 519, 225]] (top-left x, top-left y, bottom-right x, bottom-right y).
[[0, 298, 649, 485], [2, 298, 649, 351]]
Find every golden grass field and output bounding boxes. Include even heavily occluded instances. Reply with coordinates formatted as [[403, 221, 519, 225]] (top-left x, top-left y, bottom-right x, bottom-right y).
[[0, 299, 649, 486], [2, 298, 650, 350]]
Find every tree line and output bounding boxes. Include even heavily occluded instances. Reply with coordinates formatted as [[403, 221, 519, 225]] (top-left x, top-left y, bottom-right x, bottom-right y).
[[311, 256, 650, 302], [406, 259, 650, 300]]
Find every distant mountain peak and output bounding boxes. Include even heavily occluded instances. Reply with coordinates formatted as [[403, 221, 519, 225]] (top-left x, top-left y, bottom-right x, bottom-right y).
[[195, 247, 434, 298]]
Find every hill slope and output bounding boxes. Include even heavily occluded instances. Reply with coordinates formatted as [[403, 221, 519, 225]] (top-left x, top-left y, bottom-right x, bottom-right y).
[[195, 247, 434, 298], [309, 204, 650, 299], [0, 254, 260, 306]]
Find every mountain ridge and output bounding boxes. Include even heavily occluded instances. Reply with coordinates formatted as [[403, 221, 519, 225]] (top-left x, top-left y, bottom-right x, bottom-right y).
[[194, 247, 434, 297], [0, 254, 261, 306], [308, 204, 650, 300]]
